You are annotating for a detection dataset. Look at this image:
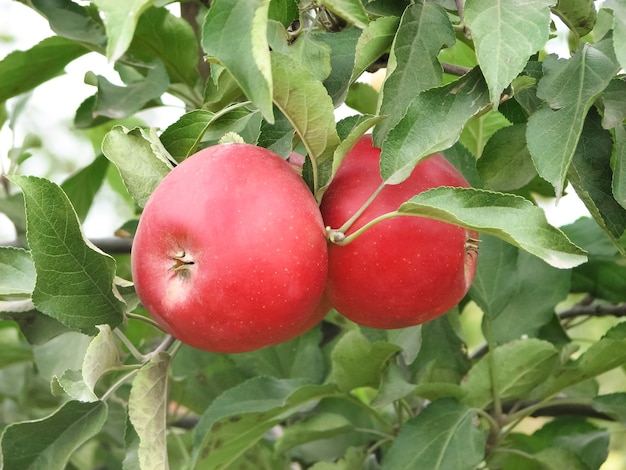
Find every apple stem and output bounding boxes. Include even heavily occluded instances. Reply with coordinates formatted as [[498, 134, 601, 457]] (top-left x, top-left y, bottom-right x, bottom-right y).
[[336, 182, 387, 234], [330, 211, 401, 246]]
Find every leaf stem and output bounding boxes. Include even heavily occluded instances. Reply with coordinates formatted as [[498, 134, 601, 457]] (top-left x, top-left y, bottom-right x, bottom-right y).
[[126, 311, 164, 331], [115, 328, 149, 362], [337, 182, 386, 234], [101, 368, 140, 402], [330, 210, 400, 245]]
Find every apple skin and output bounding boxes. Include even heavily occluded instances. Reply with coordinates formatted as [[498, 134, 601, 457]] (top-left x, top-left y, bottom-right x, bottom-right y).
[[131, 143, 328, 353], [319, 135, 478, 329]]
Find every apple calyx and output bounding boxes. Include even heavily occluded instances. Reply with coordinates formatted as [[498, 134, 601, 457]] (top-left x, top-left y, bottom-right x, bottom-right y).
[[326, 226, 346, 244], [170, 251, 195, 277]]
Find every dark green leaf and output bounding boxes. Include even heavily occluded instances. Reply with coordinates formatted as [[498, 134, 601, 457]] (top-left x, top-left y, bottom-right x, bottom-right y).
[[257, 107, 295, 158], [268, 0, 299, 27], [159, 109, 214, 162], [316, 27, 362, 105], [568, 108, 626, 246], [274, 412, 354, 454], [398, 187, 587, 269], [477, 123, 536, 191], [0, 36, 88, 102], [381, 399, 487, 470], [526, 38, 620, 198], [351, 15, 399, 81], [0, 310, 70, 345], [470, 235, 571, 344], [380, 68, 490, 184], [553, 0, 597, 36], [465, 0, 554, 106], [0, 400, 107, 470], [592, 393, 626, 426], [60, 155, 109, 223], [600, 79, 626, 129], [462, 339, 559, 409], [8, 176, 125, 334], [612, 124, 626, 210], [129, 7, 200, 87], [201, 0, 274, 122], [330, 329, 401, 392], [374, 2, 455, 142], [459, 110, 511, 158]]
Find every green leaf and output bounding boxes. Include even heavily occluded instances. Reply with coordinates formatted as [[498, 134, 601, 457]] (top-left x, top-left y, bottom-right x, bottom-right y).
[[92, 0, 154, 63], [600, 78, 626, 129], [345, 82, 378, 115], [460, 110, 511, 158], [605, 0, 626, 71], [330, 329, 401, 392], [331, 114, 385, 178], [0, 36, 88, 102], [192, 377, 337, 469], [60, 155, 109, 223], [553, 0, 597, 36], [316, 27, 362, 105], [526, 38, 620, 198], [128, 352, 171, 470], [409, 314, 471, 385], [101, 126, 173, 207], [0, 310, 70, 345], [465, 0, 554, 107], [82, 324, 122, 396], [380, 68, 490, 185], [381, 399, 487, 470], [477, 123, 536, 191], [274, 412, 354, 454], [0, 246, 35, 296], [462, 339, 559, 409], [613, 125, 626, 210], [0, 400, 108, 470], [31, 0, 107, 48], [8, 176, 125, 335], [52, 369, 98, 402], [0, 327, 33, 368], [592, 393, 626, 427], [470, 235, 571, 344], [282, 31, 331, 82], [159, 109, 214, 162], [270, 51, 340, 191], [92, 60, 169, 120], [257, 107, 295, 158], [568, 109, 626, 247], [268, 0, 299, 26], [351, 15, 399, 81], [317, 0, 369, 28], [201, 0, 274, 122], [398, 187, 587, 269], [130, 7, 200, 87], [374, 2, 455, 143], [531, 322, 626, 399]]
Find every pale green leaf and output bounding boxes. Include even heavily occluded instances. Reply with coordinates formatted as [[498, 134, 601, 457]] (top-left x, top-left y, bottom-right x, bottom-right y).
[[128, 352, 171, 470], [605, 0, 626, 71], [462, 339, 559, 409], [459, 110, 511, 158], [201, 0, 274, 122], [0, 400, 108, 470], [318, 0, 370, 28], [375, 2, 455, 142], [192, 378, 338, 470], [92, 0, 154, 63], [592, 393, 626, 426], [82, 324, 122, 395], [274, 413, 354, 454], [380, 68, 490, 185], [8, 176, 126, 335], [398, 187, 587, 268], [271, 51, 340, 191], [526, 38, 620, 198], [465, 0, 554, 107], [52, 369, 98, 402], [0, 246, 35, 296], [600, 78, 626, 129], [0, 36, 88, 102], [101, 126, 173, 207], [381, 399, 487, 470]]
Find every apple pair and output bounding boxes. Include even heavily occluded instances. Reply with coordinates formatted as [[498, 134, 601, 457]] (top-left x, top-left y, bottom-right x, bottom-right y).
[[131, 135, 477, 353]]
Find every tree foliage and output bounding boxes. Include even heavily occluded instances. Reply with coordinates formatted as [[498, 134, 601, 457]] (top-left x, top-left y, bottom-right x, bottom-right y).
[[1, 0, 626, 468]]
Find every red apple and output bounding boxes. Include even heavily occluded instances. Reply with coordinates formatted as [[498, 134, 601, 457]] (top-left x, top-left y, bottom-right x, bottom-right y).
[[320, 135, 478, 329], [131, 143, 328, 353]]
